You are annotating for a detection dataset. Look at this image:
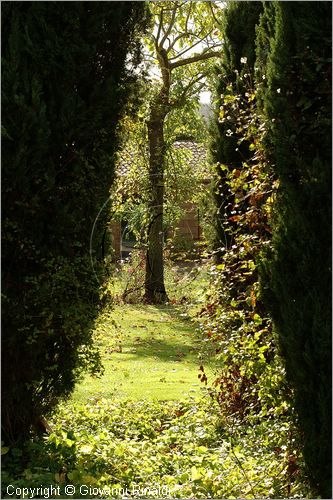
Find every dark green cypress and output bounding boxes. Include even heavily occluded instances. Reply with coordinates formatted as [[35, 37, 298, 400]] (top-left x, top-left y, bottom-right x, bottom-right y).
[[257, 3, 332, 497], [2, 1, 149, 443]]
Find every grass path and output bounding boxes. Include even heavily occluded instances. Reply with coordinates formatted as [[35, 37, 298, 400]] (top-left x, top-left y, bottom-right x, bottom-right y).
[[73, 303, 216, 402], [2, 264, 308, 499]]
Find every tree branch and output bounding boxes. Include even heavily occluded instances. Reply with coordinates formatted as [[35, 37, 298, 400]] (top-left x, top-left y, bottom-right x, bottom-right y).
[[166, 31, 193, 54], [170, 50, 222, 70], [170, 73, 207, 108], [164, 3, 193, 53], [159, 4, 179, 48], [208, 2, 223, 27], [155, 8, 164, 46], [185, 2, 192, 35], [169, 31, 217, 60]]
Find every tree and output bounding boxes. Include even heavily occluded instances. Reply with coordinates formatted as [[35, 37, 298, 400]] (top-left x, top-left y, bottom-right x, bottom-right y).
[[108, 85, 211, 266], [257, 3, 332, 497], [143, 1, 222, 303], [2, 1, 148, 443]]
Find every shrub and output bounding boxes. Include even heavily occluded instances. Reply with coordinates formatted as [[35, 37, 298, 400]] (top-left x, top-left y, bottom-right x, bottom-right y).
[[206, 0, 283, 423], [1, 398, 311, 499], [1, 1, 149, 443]]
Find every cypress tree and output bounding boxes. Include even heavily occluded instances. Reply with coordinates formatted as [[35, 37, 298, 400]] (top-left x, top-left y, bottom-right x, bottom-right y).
[[2, 1, 148, 443], [257, 3, 332, 496]]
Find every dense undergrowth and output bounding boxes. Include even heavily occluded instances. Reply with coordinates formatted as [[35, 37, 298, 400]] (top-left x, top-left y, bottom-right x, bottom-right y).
[[2, 398, 310, 499]]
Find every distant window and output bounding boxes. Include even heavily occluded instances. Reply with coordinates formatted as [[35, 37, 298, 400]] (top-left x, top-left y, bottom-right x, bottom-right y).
[[120, 220, 137, 259]]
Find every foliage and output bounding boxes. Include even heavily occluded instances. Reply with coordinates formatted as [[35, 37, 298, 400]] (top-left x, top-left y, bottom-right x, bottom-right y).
[[205, 0, 280, 419], [256, 3, 332, 497], [209, 1, 263, 255], [1, 1, 149, 443], [1, 398, 311, 499], [108, 105, 210, 252], [145, 2, 223, 101], [106, 246, 211, 308], [201, 2, 313, 495], [201, 65, 287, 421]]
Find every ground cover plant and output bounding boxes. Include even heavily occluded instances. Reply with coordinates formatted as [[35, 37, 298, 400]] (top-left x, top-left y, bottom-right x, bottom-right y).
[[2, 397, 311, 499]]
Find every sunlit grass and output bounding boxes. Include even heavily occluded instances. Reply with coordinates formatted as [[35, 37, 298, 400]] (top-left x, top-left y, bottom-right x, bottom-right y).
[[72, 259, 217, 402], [73, 303, 217, 402]]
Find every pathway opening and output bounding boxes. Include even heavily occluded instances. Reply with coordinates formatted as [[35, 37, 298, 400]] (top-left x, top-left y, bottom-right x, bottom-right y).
[[72, 260, 216, 402]]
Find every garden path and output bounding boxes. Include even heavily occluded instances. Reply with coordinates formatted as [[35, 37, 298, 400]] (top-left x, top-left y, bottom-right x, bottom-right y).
[[72, 303, 216, 402]]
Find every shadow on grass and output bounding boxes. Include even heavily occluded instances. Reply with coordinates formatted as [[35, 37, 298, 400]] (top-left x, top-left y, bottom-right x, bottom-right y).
[[122, 336, 199, 362], [123, 302, 193, 322], [115, 303, 201, 362]]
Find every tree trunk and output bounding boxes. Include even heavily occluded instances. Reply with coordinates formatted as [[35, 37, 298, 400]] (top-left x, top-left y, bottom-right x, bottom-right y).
[[144, 104, 169, 303]]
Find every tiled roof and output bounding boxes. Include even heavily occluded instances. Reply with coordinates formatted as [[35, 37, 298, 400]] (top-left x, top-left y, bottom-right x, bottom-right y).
[[116, 140, 209, 177], [172, 140, 208, 171]]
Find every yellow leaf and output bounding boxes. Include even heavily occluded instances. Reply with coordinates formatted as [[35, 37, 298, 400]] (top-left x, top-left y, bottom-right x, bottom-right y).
[[191, 466, 203, 481]]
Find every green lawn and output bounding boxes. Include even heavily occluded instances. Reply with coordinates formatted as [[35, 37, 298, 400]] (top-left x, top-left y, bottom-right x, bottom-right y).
[[72, 303, 217, 402]]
